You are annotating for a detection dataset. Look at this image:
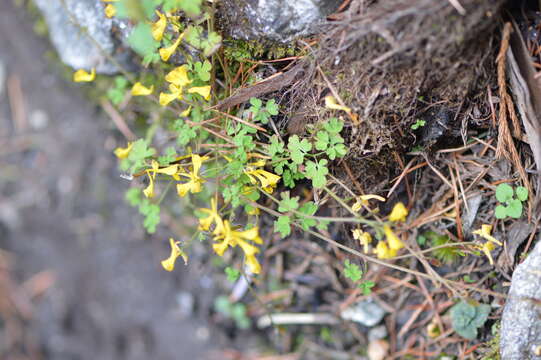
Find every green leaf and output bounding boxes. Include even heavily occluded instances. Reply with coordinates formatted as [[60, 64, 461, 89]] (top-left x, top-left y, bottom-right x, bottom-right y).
[[317, 219, 330, 231], [326, 142, 347, 160], [175, 120, 198, 146], [323, 118, 344, 134], [139, 199, 160, 233], [157, 146, 177, 166], [274, 216, 292, 237], [304, 159, 329, 188], [495, 183, 513, 203], [193, 60, 212, 82], [123, 139, 155, 174], [494, 205, 507, 219], [128, 23, 158, 57], [288, 135, 312, 164], [125, 188, 142, 207], [266, 99, 279, 115], [516, 186, 528, 202], [506, 199, 523, 219], [359, 281, 375, 295], [268, 136, 285, 157], [298, 202, 318, 230], [225, 267, 240, 282], [278, 191, 299, 212], [315, 131, 330, 151], [450, 301, 490, 340], [201, 31, 222, 57], [178, 0, 202, 17], [343, 259, 363, 282]]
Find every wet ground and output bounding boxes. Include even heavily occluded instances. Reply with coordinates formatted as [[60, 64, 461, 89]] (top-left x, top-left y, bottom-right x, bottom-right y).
[[0, 2, 219, 359]]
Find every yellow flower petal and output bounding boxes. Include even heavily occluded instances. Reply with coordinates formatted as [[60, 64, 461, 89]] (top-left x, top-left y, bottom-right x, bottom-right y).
[[143, 170, 155, 198], [152, 10, 167, 41], [187, 86, 211, 101], [165, 65, 192, 87], [246, 254, 261, 274], [114, 142, 133, 159], [389, 202, 408, 222], [472, 224, 502, 245], [325, 95, 351, 113], [159, 90, 181, 106], [161, 238, 186, 271], [180, 106, 192, 117], [131, 82, 154, 96], [374, 241, 396, 259], [482, 241, 497, 265], [353, 229, 372, 253], [155, 164, 179, 176], [104, 3, 116, 18], [159, 33, 184, 62], [352, 194, 386, 212], [384, 225, 404, 251], [73, 68, 96, 82]]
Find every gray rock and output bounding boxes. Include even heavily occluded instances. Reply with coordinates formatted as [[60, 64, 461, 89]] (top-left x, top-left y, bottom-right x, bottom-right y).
[[341, 299, 386, 327], [222, 0, 340, 42], [501, 237, 541, 360], [33, 0, 130, 73], [0, 58, 5, 98]]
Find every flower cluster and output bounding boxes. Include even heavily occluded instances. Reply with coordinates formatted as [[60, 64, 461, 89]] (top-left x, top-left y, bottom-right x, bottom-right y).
[[352, 202, 408, 259], [199, 199, 264, 274], [472, 224, 502, 265]]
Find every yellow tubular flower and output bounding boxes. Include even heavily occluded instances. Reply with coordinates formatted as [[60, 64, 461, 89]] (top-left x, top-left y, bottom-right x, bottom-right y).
[[114, 142, 133, 159], [353, 229, 372, 253], [472, 224, 502, 245], [177, 154, 205, 197], [159, 87, 182, 106], [152, 10, 167, 41], [180, 106, 192, 117], [165, 65, 192, 87], [161, 238, 187, 271], [480, 241, 497, 265], [104, 4, 116, 18], [245, 168, 281, 190], [374, 241, 396, 259], [73, 68, 96, 82], [384, 225, 404, 251], [198, 198, 224, 235], [389, 202, 408, 222], [187, 86, 211, 101], [159, 33, 184, 62], [324, 95, 351, 113], [352, 194, 386, 212], [131, 82, 154, 96]]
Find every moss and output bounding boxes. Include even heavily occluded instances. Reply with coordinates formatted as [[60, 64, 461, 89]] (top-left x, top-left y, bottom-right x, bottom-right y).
[[480, 322, 501, 360], [223, 38, 303, 62]]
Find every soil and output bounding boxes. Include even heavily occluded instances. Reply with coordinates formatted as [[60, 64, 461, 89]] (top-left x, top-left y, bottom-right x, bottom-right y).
[[0, 2, 221, 359]]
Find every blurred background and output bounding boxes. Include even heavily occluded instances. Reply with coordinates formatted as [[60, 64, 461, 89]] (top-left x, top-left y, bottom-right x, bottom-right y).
[[0, 2, 226, 359]]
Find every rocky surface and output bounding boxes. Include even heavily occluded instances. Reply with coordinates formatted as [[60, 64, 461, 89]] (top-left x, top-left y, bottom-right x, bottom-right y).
[[221, 0, 340, 42], [500, 236, 541, 360], [33, 0, 130, 73]]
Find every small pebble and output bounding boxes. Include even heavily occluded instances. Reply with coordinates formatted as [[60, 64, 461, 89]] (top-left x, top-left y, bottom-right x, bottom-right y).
[[29, 109, 49, 130], [340, 299, 386, 327]]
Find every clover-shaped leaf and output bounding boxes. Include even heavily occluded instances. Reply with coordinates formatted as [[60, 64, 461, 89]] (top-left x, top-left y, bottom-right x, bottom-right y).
[[288, 135, 312, 164], [305, 159, 329, 188], [450, 301, 490, 340], [495, 183, 513, 203]]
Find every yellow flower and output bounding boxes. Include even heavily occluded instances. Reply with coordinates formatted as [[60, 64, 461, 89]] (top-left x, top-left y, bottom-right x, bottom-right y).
[[384, 225, 404, 251], [389, 202, 408, 222], [180, 106, 192, 117], [114, 142, 133, 159], [480, 241, 497, 265], [152, 10, 167, 41], [198, 198, 224, 235], [143, 160, 181, 198], [177, 154, 205, 197], [73, 68, 96, 82], [374, 241, 396, 259], [352, 229, 372, 253], [159, 33, 184, 62], [159, 84, 182, 106], [472, 224, 502, 246], [212, 221, 263, 274], [104, 3, 116, 18], [165, 65, 192, 87], [187, 85, 211, 101], [325, 95, 351, 113], [244, 165, 281, 193], [351, 194, 386, 212], [131, 82, 154, 96], [161, 238, 188, 271]]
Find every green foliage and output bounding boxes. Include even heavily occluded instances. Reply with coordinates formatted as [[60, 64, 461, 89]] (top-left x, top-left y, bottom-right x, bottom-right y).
[[274, 215, 292, 237], [128, 23, 159, 57], [411, 119, 426, 130], [107, 76, 129, 105], [344, 259, 363, 282], [248, 97, 279, 124], [139, 199, 160, 233], [425, 231, 463, 265], [288, 135, 312, 164], [225, 267, 240, 282], [214, 295, 251, 329], [305, 159, 329, 188], [120, 139, 156, 174], [494, 183, 528, 219], [359, 281, 375, 295], [450, 301, 491, 340]]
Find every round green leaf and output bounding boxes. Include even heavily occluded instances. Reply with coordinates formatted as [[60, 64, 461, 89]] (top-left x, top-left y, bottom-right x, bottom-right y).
[[516, 186, 528, 202], [507, 199, 523, 219], [494, 205, 507, 219], [495, 183, 513, 203]]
